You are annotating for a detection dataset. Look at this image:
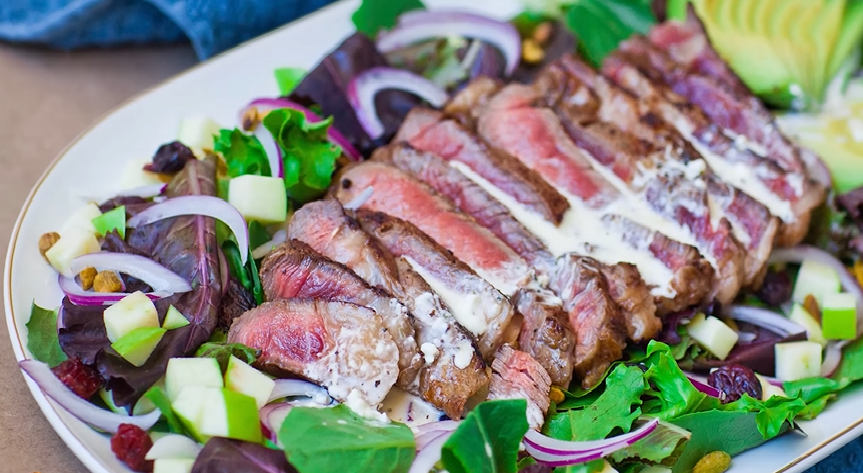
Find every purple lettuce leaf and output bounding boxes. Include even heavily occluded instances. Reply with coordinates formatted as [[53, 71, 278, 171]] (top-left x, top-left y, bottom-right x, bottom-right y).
[[191, 437, 297, 473]]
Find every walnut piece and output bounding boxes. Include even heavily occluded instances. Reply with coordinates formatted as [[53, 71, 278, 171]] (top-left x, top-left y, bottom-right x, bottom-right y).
[[94, 270, 123, 293], [38, 232, 61, 260], [79, 267, 98, 291]]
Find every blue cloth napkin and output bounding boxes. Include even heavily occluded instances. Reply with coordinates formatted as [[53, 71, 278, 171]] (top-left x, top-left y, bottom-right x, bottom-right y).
[[0, 0, 338, 60], [0, 1, 860, 472]]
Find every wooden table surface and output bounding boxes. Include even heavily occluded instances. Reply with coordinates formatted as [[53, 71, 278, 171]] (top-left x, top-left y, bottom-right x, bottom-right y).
[[0, 43, 197, 473]]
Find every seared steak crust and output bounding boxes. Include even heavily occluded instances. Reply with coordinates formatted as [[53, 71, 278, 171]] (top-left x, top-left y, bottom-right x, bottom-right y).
[[600, 262, 660, 343], [512, 288, 575, 387], [488, 345, 552, 430]]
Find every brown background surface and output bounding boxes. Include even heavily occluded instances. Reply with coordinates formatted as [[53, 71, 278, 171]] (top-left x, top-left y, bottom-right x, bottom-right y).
[[0, 43, 198, 473]]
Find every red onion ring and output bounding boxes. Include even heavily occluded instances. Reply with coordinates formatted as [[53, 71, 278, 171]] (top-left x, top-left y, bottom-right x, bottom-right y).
[[127, 196, 250, 265], [726, 305, 806, 337], [408, 430, 453, 473], [253, 126, 284, 179], [347, 68, 448, 140], [58, 275, 167, 306], [69, 253, 191, 295], [377, 10, 521, 75], [769, 245, 863, 337], [523, 418, 659, 466], [252, 229, 287, 260], [19, 360, 161, 433], [240, 98, 361, 161], [686, 375, 721, 398], [821, 340, 850, 377], [260, 402, 293, 444], [267, 378, 331, 405]]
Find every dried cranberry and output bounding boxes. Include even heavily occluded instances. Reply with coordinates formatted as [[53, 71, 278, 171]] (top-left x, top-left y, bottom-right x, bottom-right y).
[[111, 424, 154, 472], [756, 269, 792, 307], [144, 141, 194, 173], [51, 358, 103, 399], [707, 364, 762, 403]]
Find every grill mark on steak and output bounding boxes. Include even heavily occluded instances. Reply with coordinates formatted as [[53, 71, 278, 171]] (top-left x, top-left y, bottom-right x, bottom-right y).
[[512, 288, 575, 387], [288, 199, 488, 418], [550, 255, 627, 389], [488, 345, 552, 431], [353, 209, 520, 360], [599, 263, 661, 343], [373, 142, 555, 274], [334, 161, 531, 295], [395, 107, 569, 224], [259, 240, 421, 388], [227, 299, 399, 408]]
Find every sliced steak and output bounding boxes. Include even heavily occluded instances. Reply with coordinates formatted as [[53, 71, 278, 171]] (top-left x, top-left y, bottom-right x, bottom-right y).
[[550, 255, 627, 389], [288, 199, 488, 418], [488, 345, 552, 431], [259, 240, 421, 388], [512, 288, 575, 387], [396, 107, 569, 224], [354, 209, 520, 360], [374, 143, 555, 274], [227, 299, 399, 409], [600, 262, 660, 343], [335, 161, 530, 295]]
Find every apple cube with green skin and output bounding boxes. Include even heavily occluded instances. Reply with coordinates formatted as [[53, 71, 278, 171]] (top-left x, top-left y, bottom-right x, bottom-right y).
[[165, 357, 223, 402], [228, 175, 288, 224], [45, 230, 102, 277], [792, 259, 841, 306], [822, 293, 857, 340], [789, 303, 826, 346], [172, 386, 262, 443], [224, 355, 275, 409], [59, 203, 102, 237], [178, 115, 222, 157], [103, 291, 161, 343], [154, 458, 196, 473], [111, 327, 166, 367], [120, 158, 164, 189], [162, 305, 190, 330], [100, 388, 157, 415], [775, 341, 822, 381], [685, 313, 739, 360]]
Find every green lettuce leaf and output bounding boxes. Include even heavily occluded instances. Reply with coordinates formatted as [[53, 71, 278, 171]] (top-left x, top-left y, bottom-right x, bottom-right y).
[[248, 221, 271, 251], [274, 67, 306, 96], [670, 411, 774, 473], [194, 342, 259, 373], [26, 302, 66, 367], [352, 0, 425, 37], [222, 239, 263, 305], [92, 206, 126, 239], [641, 341, 709, 420], [610, 421, 691, 467], [555, 460, 607, 473], [441, 399, 529, 473], [262, 108, 341, 204], [833, 335, 863, 384], [143, 385, 187, 435], [279, 404, 415, 473], [213, 128, 271, 178], [562, 0, 656, 67]]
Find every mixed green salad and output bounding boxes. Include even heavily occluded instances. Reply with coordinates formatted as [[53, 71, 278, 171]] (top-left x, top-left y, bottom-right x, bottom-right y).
[[18, 0, 863, 473]]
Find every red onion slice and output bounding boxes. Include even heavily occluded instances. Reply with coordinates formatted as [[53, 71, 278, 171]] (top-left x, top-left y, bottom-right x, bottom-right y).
[[240, 98, 362, 161], [145, 434, 202, 460], [412, 420, 459, 436], [267, 378, 331, 405], [769, 245, 863, 337], [822, 340, 850, 377], [253, 126, 284, 179], [408, 430, 453, 473], [726, 305, 806, 337], [252, 229, 287, 260], [127, 196, 250, 265], [347, 68, 448, 140], [19, 360, 161, 434], [260, 402, 293, 444], [523, 418, 659, 466], [69, 253, 191, 294], [686, 375, 721, 398], [377, 10, 521, 75], [59, 275, 167, 306]]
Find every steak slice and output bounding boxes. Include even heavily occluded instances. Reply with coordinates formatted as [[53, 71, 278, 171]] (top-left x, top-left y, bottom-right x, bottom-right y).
[[288, 199, 488, 418], [354, 209, 520, 360], [512, 288, 575, 387], [599, 262, 660, 343], [488, 345, 552, 431], [335, 161, 531, 295], [259, 240, 421, 388], [396, 107, 569, 224], [373, 143, 555, 274], [227, 299, 399, 411], [550, 255, 627, 389], [602, 48, 815, 249]]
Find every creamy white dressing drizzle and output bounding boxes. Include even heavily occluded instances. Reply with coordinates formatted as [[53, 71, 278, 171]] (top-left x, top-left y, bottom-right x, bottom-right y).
[[450, 161, 677, 298], [402, 255, 490, 335]]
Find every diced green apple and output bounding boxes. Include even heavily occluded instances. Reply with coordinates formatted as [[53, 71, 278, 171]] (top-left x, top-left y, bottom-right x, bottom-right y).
[[775, 341, 823, 381], [171, 386, 210, 442], [103, 291, 160, 343], [224, 355, 275, 409], [45, 230, 102, 277], [686, 313, 739, 360], [198, 388, 262, 443], [59, 203, 102, 237], [154, 458, 196, 473], [120, 158, 165, 189], [788, 303, 826, 346], [822, 292, 858, 340], [165, 357, 223, 402], [111, 327, 166, 367], [228, 175, 288, 224], [145, 433, 202, 460], [756, 374, 787, 400], [792, 259, 841, 306], [99, 388, 157, 415], [178, 116, 222, 157], [162, 305, 190, 330]]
